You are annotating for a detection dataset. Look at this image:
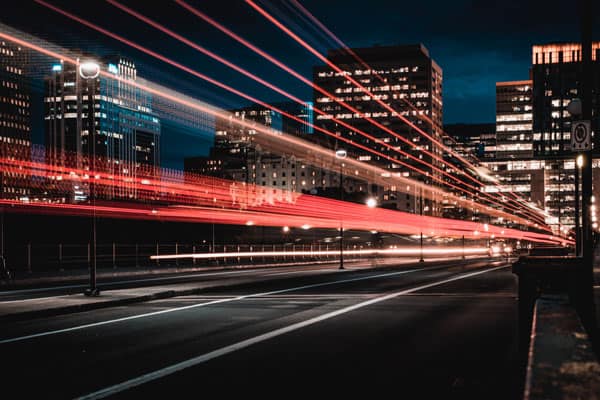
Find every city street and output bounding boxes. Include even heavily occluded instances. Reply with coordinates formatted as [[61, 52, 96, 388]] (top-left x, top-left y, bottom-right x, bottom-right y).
[[1, 259, 521, 399]]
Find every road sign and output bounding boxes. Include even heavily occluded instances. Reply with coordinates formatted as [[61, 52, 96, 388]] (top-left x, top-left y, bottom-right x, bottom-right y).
[[571, 120, 591, 151]]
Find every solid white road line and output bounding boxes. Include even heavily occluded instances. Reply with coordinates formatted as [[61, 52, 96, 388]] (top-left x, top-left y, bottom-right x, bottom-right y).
[[77, 266, 505, 400], [0, 267, 428, 345]]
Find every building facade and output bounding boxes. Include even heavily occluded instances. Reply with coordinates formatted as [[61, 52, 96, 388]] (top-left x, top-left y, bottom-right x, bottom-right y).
[[185, 102, 350, 197], [485, 43, 600, 234], [45, 57, 160, 200], [0, 39, 31, 200], [313, 44, 443, 215], [532, 43, 600, 156]]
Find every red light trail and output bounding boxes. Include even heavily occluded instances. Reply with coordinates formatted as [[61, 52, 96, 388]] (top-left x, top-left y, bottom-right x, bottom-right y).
[[34, 0, 543, 227], [172, 0, 548, 228], [0, 25, 552, 232], [0, 17, 562, 241], [285, 0, 538, 212], [0, 141, 568, 247], [244, 0, 548, 224]]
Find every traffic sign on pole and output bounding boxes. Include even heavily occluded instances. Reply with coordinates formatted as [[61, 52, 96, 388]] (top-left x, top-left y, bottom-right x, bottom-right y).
[[571, 120, 591, 151]]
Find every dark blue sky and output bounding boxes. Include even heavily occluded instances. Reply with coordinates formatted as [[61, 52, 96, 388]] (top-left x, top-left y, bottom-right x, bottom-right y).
[[1, 0, 588, 168]]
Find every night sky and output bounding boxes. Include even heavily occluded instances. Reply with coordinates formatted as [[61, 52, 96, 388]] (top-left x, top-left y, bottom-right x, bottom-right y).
[[0, 0, 587, 168]]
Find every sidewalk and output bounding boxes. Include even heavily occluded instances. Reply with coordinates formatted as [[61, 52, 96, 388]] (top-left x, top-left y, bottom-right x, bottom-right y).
[[0, 256, 490, 322], [2, 257, 352, 289]]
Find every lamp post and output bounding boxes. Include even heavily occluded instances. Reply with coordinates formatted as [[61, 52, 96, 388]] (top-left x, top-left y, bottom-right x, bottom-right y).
[[575, 154, 583, 256], [80, 61, 100, 297], [335, 148, 347, 269], [419, 180, 424, 262]]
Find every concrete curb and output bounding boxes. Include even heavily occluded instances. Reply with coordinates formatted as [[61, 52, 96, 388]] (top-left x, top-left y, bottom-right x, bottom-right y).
[[0, 256, 498, 323]]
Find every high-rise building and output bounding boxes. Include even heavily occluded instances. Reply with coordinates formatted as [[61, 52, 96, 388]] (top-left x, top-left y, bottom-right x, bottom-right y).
[[313, 44, 443, 215], [0, 39, 31, 200], [496, 81, 534, 160], [486, 42, 600, 234], [484, 81, 544, 216], [45, 57, 160, 200], [532, 42, 600, 156]]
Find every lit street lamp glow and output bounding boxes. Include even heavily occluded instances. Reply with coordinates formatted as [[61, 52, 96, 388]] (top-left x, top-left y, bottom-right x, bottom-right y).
[[79, 61, 100, 79], [335, 149, 347, 159], [366, 197, 377, 208]]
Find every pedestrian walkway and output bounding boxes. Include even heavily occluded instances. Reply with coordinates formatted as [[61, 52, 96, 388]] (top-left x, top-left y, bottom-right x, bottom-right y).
[[0, 256, 489, 322]]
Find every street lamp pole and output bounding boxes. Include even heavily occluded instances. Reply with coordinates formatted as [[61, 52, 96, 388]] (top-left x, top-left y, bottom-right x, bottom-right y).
[[575, 155, 582, 256], [335, 149, 347, 270], [80, 61, 100, 297], [419, 183, 424, 262]]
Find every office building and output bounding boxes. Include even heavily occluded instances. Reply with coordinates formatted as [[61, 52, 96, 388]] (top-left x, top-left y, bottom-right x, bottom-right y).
[[485, 43, 600, 234], [313, 44, 443, 215], [45, 56, 160, 200], [185, 102, 342, 198], [0, 39, 31, 200]]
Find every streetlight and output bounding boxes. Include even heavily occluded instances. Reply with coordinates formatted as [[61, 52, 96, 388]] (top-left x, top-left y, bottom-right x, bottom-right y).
[[574, 154, 584, 256], [335, 148, 347, 269], [419, 181, 424, 262], [366, 197, 377, 208], [81, 60, 100, 297]]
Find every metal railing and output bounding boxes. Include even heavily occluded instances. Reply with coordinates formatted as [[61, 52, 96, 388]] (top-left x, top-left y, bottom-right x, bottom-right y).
[[5, 242, 368, 273]]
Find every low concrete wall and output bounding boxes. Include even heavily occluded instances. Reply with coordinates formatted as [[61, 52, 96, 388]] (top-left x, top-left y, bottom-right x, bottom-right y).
[[525, 295, 600, 400]]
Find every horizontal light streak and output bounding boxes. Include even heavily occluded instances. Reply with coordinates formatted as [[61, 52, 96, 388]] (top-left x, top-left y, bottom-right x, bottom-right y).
[[0, 23, 552, 233], [174, 0, 546, 227], [245, 0, 548, 224], [150, 247, 491, 260]]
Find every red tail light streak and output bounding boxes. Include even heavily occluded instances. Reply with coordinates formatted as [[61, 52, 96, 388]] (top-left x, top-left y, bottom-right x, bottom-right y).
[[0, 23, 556, 235]]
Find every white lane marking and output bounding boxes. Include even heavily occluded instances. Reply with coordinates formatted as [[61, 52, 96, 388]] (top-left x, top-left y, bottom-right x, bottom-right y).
[[265, 269, 338, 276], [0, 267, 428, 345], [76, 266, 505, 400]]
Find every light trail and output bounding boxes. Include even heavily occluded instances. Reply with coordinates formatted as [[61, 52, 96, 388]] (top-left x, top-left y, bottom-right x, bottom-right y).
[[41, 0, 519, 221], [0, 195, 570, 246], [174, 0, 548, 228], [286, 0, 541, 213], [150, 247, 492, 260], [0, 24, 552, 231], [6, 14, 542, 230], [107, 0, 504, 208], [244, 0, 549, 226]]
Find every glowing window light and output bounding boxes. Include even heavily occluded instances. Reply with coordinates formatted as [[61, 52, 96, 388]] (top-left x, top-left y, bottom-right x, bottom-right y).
[[108, 63, 119, 74]]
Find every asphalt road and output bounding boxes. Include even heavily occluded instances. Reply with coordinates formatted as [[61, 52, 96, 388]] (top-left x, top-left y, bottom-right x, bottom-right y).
[[1, 258, 521, 399]]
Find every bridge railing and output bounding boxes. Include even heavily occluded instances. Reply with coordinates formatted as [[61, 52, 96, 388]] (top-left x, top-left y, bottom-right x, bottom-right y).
[[4, 242, 370, 274]]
